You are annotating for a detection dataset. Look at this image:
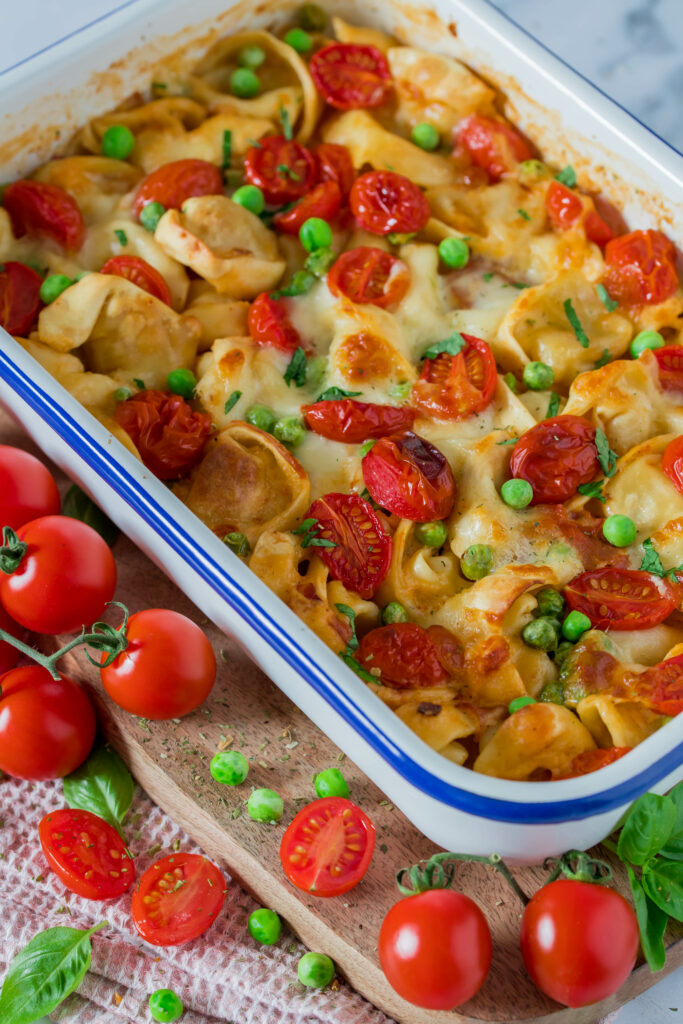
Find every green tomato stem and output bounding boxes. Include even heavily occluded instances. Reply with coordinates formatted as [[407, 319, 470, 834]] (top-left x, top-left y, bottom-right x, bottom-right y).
[[395, 850, 529, 905], [0, 526, 28, 574], [543, 849, 613, 885]]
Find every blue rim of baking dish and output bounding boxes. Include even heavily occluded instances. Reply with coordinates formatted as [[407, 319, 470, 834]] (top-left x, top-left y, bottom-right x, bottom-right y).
[[1, 347, 681, 824]]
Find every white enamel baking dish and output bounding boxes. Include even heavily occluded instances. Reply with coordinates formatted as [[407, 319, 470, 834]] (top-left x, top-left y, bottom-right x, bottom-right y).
[[1, 0, 682, 862]]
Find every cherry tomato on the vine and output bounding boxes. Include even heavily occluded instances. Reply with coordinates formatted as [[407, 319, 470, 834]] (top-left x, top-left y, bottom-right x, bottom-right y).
[[309, 43, 393, 110], [0, 444, 60, 529], [302, 398, 415, 443], [564, 567, 678, 631], [362, 430, 456, 521], [457, 114, 532, 182], [132, 159, 223, 219], [3, 180, 86, 251], [304, 492, 392, 599], [509, 416, 600, 504], [0, 261, 43, 335], [412, 335, 497, 420], [314, 143, 356, 196], [357, 622, 462, 689], [132, 852, 226, 946], [100, 255, 172, 305], [248, 292, 303, 353], [39, 808, 135, 900], [631, 652, 683, 716], [602, 229, 679, 307], [243, 135, 317, 205], [328, 247, 410, 308], [350, 171, 430, 236], [114, 389, 213, 480], [280, 797, 375, 897], [655, 346, 683, 394], [273, 181, 341, 235]]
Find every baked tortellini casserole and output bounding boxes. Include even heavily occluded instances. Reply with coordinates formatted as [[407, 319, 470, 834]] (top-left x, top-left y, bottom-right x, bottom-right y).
[[3, 9, 683, 782]]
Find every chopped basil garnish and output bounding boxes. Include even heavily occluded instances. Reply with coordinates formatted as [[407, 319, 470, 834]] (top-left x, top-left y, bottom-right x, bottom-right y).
[[224, 390, 242, 414], [114, 228, 127, 246], [222, 129, 232, 169], [545, 392, 561, 418], [594, 428, 618, 477], [284, 346, 308, 388], [421, 331, 466, 361], [596, 283, 619, 312], [563, 297, 590, 348], [292, 516, 337, 549], [577, 479, 605, 503], [316, 387, 362, 402], [555, 165, 577, 188]]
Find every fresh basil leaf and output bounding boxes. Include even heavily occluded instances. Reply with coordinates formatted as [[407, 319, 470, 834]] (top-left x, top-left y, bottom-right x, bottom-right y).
[[340, 651, 376, 684], [421, 331, 466, 361], [642, 858, 683, 921], [594, 428, 618, 477], [660, 783, 683, 861], [224, 390, 242, 414], [596, 284, 619, 312], [334, 602, 359, 653], [0, 922, 106, 1024], [284, 346, 308, 388], [63, 743, 135, 837], [577, 479, 605, 502], [627, 865, 667, 971], [63, 485, 119, 547], [555, 165, 577, 188], [563, 297, 590, 348], [618, 792, 677, 866], [316, 387, 362, 402], [640, 537, 666, 577]]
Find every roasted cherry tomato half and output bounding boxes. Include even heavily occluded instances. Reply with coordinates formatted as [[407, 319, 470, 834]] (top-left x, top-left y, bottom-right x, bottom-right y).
[[302, 398, 415, 443], [545, 181, 614, 247], [100, 255, 172, 305], [243, 135, 317, 205], [602, 229, 679, 307], [0, 444, 60, 528], [456, 114, 532, 182], [655, 345, 683, 394], [132, 159, 223, 219], [273, 180, 341, 235], [39, 808, 135, 900], [304, 492, 392, 599], [247, 292, 303, 353], [309, 43, 393, 110], [358, 622, 463, 689], [662, 435, 683, 494], [509, 415, 600, 504], [280, 797, 375, 897], [0, 261, 43, 335], [114, 389, 213, 480], [412, 334, 497, 421], [362, 430, 456, 522], [327, 246, 410, 308], [520, 879, 639, 1008], [632, 652, 683, 716], [350, 171, 430, 236], [314, 143, 356, 196], [3, 180, 86, 251], [564, 567, 678, 631], [559, 746, 632, 778], [131, 852, 226, 946]]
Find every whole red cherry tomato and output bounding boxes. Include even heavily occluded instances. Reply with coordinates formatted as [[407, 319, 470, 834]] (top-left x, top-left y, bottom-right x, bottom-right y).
[[412, 335, 497, 420], [3, 180, 86, 251], [280, 797, 375, 897], [328, 247, 410, 308], [132, 852, 226, 946], [631, 652, 683, 716], [362, 430, 456, 521], [309, 43, 393, 110], [314, 143, 356, 196], [304, 492, 392, 599], [545, 181, 614, 247], [358, 622, 463, 689], [114, 389, 213, 480], [379, 889, 492, 1010], [247, 292, 303, 353], [0, 444, 60, 528], [457, 114, 532, 182], [243, 135, 317, 205], [0, 515, 117, 634], [655, 345, 683, 393], [0, 261, 43, 335], [132, 159, 223, 219], [509, 416, 600, 504], [662, 435, 683, 494], [520, 879, 639, 1007], [603, 229, 679, 307], [100, 608, 216, 719], [100, 255, 172, 305], [273, 181, 341, 235], [302, 399, 415, 443], [558, 746, 632, 778], [564, 567, 678, 631], [0, 665, 95, 779], [350, 171, 430, 235], [0, 600, 22, 675], [39, 808, 135, 900]]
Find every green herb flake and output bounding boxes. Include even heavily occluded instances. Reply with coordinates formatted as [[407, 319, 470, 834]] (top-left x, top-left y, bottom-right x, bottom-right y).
[[340, 651, 377, 684], [316, 386, 362, 402], [555, 165, 577, 188], [222, 129, 232, 170], [279, 106, 293, 141], [545, 392, 561, 418], [563, 297, 591, 348], [284, 346, 308, 388], [224, 390, 242, 415], [133, 378, 146, 390], [594, 348, 612, 368], [114, 228, 127, 246], [517, 208, 531, 221], [292, 516, 337, 549], [596, 283, 619, 312], [421, 331, 466, 362], [335, 603, 359, 653], [496, 436, 519, 446], [577, 479, 606, 503], [594, 427, 618, 477], [482, 272, 494, 282], [247, 138, 263, 149], [277, 163, 301, 182]]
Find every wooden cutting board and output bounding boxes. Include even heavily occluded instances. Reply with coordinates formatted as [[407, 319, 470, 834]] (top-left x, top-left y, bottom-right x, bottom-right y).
[[3, 410, 681, 1024]]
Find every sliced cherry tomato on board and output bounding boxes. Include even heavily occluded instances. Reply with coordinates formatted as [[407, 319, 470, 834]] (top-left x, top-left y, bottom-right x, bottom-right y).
[[350, 171, 430, 236], [358, 622, 463, 689], [131, 852, 226, 946], [273, 180, 341, 235], [456, 114, 532, 182], [100, 255, 172, 305], [632, 652, 683, 716], [309, 43, 392, 110], [602, 229, 679, 307], [327, 247, 410, 308], [114, 389, 213, 480], [362, 430, 456, 522], [243, 135, 317, 205], [545, 181, 614, 247], [509, 416, 600, 504], [412, 334, 497, 421], [655, 345, 683, 394], [39, 808, 135, 900], [558, 746, 632, 779], [132, 159, 223, 219], [302, 399, 415, 443], [564, 567, 678, 631], [520, 879, 639, 1008], [314, 143, 356, 196], [280, 797, 375, 897], [248, 292, 303, 353], [304, 492, 392, 599], [0, 444, 60, 528], [3, 180, 86, 251], [0, 261, 43, 335], [662, 435, 683, 494]]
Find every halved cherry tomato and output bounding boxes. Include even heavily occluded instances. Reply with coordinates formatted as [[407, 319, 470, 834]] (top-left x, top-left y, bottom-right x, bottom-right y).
[[603, 229, 679, 307], [559, 747, 632, 779], [131, 852, 226, 946], [248, 292, 302, 353], [314, 143, 356, 196], [358, 622, 463, 689], [545, 181, 614, 247], [456, 114, 532, 182], [509, 416, 600, 504], [280, 797, 375, 897], [328, 247, 410, 307], [662, 436, 683, 494], [0, 261, 43, 335], [655, 345, 683, 393], [0, 444, 60, 528], [39, 808, 135, 900], [273, 180, 341, 235], [302, 399, 415, 443], [362, 430, 456, 522], [132, 158, 223, 219], [3, 180, 86, 251], [243, 135, 317, 205], [114, 389, 213, 480], [309, 43, 392, 110], [350, 171, 430, 236], [632, 652, 683, 716], [100, 255, 172, 305], [304, 492, 392, 599], [564, 567, 678, 631], [412, 334, 497, 420]]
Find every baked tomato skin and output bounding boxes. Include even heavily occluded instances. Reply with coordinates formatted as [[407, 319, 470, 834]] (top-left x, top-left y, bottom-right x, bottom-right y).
[[39, 808, 135, 900], [273, 181, 341, 235], [520, 879, 639, 1008], [632, 652, 683, 716], [350, 171, 430, 236], [558, 746, 632, 779], [509, 416, 600, 504], [0, 261, 43, 335], [655, 345, 683, 394], [314, 143, 356, 196], [357, 622, 463, 689], [131, 852, 226, 946], [100, 255, 172, 305], [0, 444, 60, 529], [564, 567, 678, 631], [304, 492, 392, 599], [379, 889, 492, 1010], [302, 399, 415, 443], [362, 430, 456, 522], [280, 797, 375, 898], [327, 247, 410, 308], [603, 229, 679, 307], [662, 436, 683, 494], [114, 389, 213, 480], [309, 43, 392, 110], [243, 135, 317, 205], [457, 114, 532, 182], [412, 335, 497, 421], [248, 292, 302, 353], [545, 181, 614, 247], [132, 158, 223, 219], [3, 180, 86, 251]]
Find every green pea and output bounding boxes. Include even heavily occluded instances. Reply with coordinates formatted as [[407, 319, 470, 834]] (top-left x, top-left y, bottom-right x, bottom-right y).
[[503, 371, 518, 393], [411, 122, 440, 151], [246, 404, 277, 432], [247, 787, 284, 822], [298, 951, 335, 988], [299, 3, 327, 30], [523, 361, 554, 391], [518, 159, 550, 185], [39, 274, 72, 304], [501, 478, 533, 508], [602, 513, 636, 547], [140, 201, 166, 231], [538, 677, 565, 704], [300, 217, 333, 253], [522, 617, 558, 651], [223, 532, 250, 558], [101, 124, 135, 160], [460, 543, 493, 581], [314, 768, 349, 799], [438, 236, 469, 269], [562, 610, 591, 641], [232, 184, 265, 214], [273, 415, 306, 447], [210, 750, 249, 786], [248, 907, 282, 945], [148, 989, 183, 1023], [630, 330, 664, 358], [281, 269, 316, 296], [284, 27, 313, 52], [238, 44, 266, 69], [166, 367, 196, 399], [554, 640, 574, 664], [113, 386, 132, 403], [414, 520, 448, 547], [381, 601, 409, 624], [535, 587, 565, 618], [508, 695, 536, 714], [230, 68, 260, 98]]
